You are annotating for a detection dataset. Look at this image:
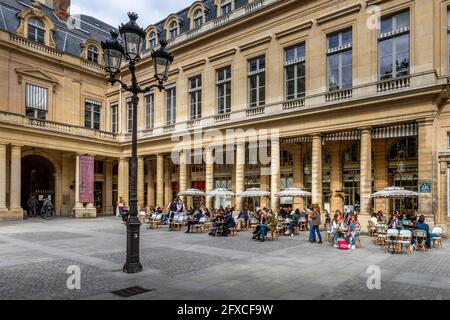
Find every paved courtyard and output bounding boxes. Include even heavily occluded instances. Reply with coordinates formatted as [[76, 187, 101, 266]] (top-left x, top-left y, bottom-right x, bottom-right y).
[[0, 217, 449, 300]]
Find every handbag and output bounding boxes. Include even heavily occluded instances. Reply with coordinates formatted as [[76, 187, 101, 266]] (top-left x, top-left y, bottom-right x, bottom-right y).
[[338, 239, 349, 250]]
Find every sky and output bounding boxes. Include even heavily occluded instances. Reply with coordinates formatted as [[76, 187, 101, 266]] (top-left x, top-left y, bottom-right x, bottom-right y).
[[71, 0, 194, 28]]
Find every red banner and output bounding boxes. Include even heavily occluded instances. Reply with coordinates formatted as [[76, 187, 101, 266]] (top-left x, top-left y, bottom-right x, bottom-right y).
[[79, 156, 94, 204]]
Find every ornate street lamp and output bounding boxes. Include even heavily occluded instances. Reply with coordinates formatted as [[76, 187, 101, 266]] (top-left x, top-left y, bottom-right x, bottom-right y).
[[101, 13, 173, 274]]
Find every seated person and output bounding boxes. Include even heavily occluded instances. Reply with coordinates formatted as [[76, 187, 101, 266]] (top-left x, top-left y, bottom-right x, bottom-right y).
[[236, 209, 249, 230], [388, 214, 403, 230], [185, 210, 204, 233], [222, 211, 236, 236], [324, 210, 331, 224], [331, 213, 342, 248], [345, 214, 361, 250], [252, 211, 268, 241], [412, 215, 439, 249], [209, 211, 224, 236], [286, 210, 300, 236]]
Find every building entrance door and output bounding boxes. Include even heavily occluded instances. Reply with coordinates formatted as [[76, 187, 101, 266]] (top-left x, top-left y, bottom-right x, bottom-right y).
[[95, 181, 103, 214], [21, 155, 55, 216], [343, 169, 360, 213]]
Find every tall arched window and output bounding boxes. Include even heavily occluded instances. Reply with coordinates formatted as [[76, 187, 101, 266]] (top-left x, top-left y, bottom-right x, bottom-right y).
[[149, 31, 157, 48], [28, 18, 45, 44], [193, 9, 203, 28], [169, 20, 178, 39], [87, 45, 99, 63], [389, 137, 418, 161]]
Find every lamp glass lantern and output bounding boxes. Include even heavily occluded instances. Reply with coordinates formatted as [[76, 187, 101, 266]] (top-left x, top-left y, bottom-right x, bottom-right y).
[[151, 40, 174, 83], [101, 31, 124, 76], [119, 12, 146, 62]]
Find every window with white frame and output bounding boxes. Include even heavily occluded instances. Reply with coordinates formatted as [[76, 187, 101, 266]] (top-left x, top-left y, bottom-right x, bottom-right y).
[[221, 0, 232, 15], [127, 99, 133, 132], [87, 45, 99, 63], [379, 11, 410, 80], [248, 56, 265, 108], [149, 31, 157, 49], [169, 21, 178, 39], [217, 66, 231, 114], [28, 18, 45, 44], [26, 84, 48, 120], [193, 9, 203, 28], [327, 28, 353, 91], [145, 93, 154, 129], [189, 76, 202, 120], [85, 99, 101, 130], [166, 86, 176, 125], [111, 103, 119, 133], [285, 43, 306, 100]]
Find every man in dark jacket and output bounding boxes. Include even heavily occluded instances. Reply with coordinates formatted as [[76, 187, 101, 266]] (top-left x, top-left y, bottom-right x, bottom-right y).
[[222, 211, 236, 236], [186, 210, 204, 233], [28, 194, 38, 218]]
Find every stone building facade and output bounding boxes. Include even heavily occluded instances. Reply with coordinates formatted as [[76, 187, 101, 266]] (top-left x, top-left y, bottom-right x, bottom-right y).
[[0, 0, 449, 232]]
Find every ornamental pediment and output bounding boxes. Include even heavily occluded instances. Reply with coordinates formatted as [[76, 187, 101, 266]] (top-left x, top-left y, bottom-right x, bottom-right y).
[[16, 68, 59, 87]]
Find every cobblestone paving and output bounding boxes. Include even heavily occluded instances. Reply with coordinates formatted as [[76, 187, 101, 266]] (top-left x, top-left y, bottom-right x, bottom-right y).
[[0, 217, 449, 300]]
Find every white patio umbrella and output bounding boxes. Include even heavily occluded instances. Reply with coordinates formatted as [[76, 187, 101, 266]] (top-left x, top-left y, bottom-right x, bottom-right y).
[[237, 188, 271, 198], [237, 188, 271, 211], [370, 187, 418, 199], [205, 188, 235, 197], [178, 188, 206, 197], [275, 188, 312, 198], [370, 186, 418, 213]]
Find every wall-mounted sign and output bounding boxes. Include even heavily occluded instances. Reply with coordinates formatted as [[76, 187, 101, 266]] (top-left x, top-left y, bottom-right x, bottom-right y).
[[80, 155, 95, 203], [419, 182, 432, 194]]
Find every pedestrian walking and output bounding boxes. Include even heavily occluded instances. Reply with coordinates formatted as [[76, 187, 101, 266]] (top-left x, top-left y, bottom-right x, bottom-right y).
[[27, 194, 38, 218]]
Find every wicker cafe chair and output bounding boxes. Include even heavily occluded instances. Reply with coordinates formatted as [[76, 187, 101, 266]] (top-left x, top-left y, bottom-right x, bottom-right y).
[[173, 215, 185, 231], [431, 226, 444, 249], [375, 225, 388, 246], [384, 229, 400, 253], [413, 229, 428, 252], [324, 223, 333, 242], [397, 230, 413, 255], [193, 217, 207, 233], [149, 214, 163, 229]]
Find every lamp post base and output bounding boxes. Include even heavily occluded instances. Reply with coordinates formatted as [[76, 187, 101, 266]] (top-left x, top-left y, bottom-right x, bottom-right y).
[[123, 216, 143, 274]]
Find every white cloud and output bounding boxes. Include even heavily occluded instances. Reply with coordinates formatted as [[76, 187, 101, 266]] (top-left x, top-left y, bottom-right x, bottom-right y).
[[71, 0, 194, 27]]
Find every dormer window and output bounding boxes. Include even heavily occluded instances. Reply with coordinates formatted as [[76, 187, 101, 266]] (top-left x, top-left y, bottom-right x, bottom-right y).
[[149, 31, 157, 48], [221, 0, 232, 15], [28, 18, 45, 44], [87, 45, 99, 63], [193, 9, 203, 28], [169, 21, 178, 39]]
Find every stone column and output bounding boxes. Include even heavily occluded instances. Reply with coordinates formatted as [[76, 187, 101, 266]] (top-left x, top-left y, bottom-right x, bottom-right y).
[[179, 152, 187, 204], [9, 145, 23, 219], [60, 153, 74, 217], [137, 157, 145, 210], [373, 140, 388, 213], [260, 166, 269, 209], [104, 159, 114, 215], [271, 138, 281, 212], [0, 144, 7, 217], [156, 154, 164, 208], [329, 142, 343, 212], [164, 158, 172, 207], [235, 142, 245, 211], [311, 135, 323, 208], [418, 118, 437, 224], [53, 172, 62, 216], [118, 158, 129, 205], [293, 144, 304, 209], [146, 159, 155, 208], [360, 128, 373, 230], [205, 148, 214, 209]]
